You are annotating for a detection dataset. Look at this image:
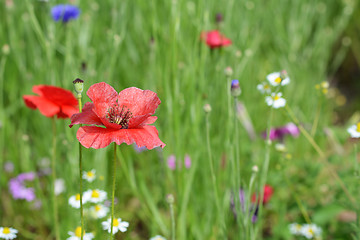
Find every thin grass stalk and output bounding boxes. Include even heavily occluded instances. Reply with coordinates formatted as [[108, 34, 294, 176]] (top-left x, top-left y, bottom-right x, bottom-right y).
[[77, 96, 84, 240], [51, 117, 60, 240], [110, 143, 117, 239]]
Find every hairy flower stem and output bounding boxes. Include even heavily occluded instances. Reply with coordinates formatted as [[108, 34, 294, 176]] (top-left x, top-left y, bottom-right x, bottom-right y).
[[233, 97, 241, 192], [77, 97, 84, 240], [51, 117, 60, 240], [285, 105, 356, 205], [168, 198, 176, 240], [110, 143, 117, 239], [205, 113, 224, 237]]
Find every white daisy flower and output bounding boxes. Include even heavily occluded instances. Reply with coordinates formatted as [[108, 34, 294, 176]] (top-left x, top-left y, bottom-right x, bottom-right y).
[[55, 178, 66, 195], [150, 235, 167, 240], [67, 226, 94, 240], [348, 122, 360, 138], [315, 81, 329, 95], [0, 227, 18, 240], [265, 92, 286, 108], [83, 189, 107, 203], [300, 224, 322, 239], [82, 169, 96, 182], [89, 204, 110, 219], [289, 223, 302, 235], [102, 217, 129, 234], [68, 193, 89, 209], [257, 82, 272, 94], [267, 71, 290, 86]]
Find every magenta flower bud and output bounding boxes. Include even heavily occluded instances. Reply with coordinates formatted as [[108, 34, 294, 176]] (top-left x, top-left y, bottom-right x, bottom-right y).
[[167, 155, 176, 170], [184, 154, 191, 169]]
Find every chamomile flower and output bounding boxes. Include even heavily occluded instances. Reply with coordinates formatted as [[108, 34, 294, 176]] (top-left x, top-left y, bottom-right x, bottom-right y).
[[265, 92, 286, 108], [68, 193, 89, 208], [300, 224, 322, 239], [82, 169, 96, 182], [89, 204, 109, 219], [289, 223, 302, 235], [67, 226, 94, 240], [257, 82, 271, 94], [315, 81, 329, 95], [83, 189, 107, 203], [267, 71, 290, 86], [150, 235, 167, 240], [102, 217, 129, 234], [347, 122, 360, 138], [0, 227, 18, 240]]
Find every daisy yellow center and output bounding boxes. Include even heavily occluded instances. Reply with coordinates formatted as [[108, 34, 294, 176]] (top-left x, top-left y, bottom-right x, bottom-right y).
[[274, 77, 282, 84], [264, 84, 270, 89], [2, 228, 10, 234], [95, 205, 101, 211], [113, 218, 119, 227], [308, 228, 314, 235], [91, 190, 100, 198], [295, 224, 301, 230], [87, 171, 94, 177], [106, 104, 132, 129], [356, 123, 360, 132], [272, 94, 280, 101], [75, 227, 84, 237], [75, 194, 81, 201]]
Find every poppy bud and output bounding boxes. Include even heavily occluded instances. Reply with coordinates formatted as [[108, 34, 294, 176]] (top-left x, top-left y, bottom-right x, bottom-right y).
[[215, 13, 223, 23], [224, 66, 233, 77], [231, 79, 241, 97], [73, 78, 84, 98], [203, 104, 212, 113], [252, 165, 258, 173], [166, 194, 174, 204]]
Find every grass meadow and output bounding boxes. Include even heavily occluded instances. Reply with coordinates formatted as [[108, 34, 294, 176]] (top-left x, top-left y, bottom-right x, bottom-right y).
[[1, 0, 360, 239]]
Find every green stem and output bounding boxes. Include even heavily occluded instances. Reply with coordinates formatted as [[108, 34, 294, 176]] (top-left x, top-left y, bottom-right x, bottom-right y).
[[110, 143, 117, 239], [51, 117, 60, 240], [169, 199, 176, 240], [285, 105, 356, 205], [205, 113, 223, 237], [233, 97, 241, 190], [311, 98, 321, 137], [77, 97, 84, 240]]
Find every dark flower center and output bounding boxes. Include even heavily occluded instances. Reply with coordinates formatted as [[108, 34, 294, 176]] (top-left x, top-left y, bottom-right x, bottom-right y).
[[106, 104, 132, 129]]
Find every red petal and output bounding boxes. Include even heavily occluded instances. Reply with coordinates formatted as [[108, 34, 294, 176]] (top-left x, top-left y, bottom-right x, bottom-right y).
[[59, 105, 79, 119], [86, 82, 118, 128], [222, 37, 232, 46], [206, 30, 222, 48], [117, 87, 161, 127], [139, 116, 157, 126], [32, 85, 78, 106], [23, 95, 60, 117], [69, 102, 103, 128], [77, 125, 165, 149]]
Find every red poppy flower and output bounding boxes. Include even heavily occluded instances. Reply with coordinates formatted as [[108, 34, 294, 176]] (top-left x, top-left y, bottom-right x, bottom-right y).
[[251, 184, 273, 205], [23, 85, 78, 118], [69, 82, 165, 150], [200, 30, 232, 49]]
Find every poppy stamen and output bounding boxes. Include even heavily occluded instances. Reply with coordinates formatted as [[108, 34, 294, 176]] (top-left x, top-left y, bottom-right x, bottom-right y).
[[106, 104, 132, 129]]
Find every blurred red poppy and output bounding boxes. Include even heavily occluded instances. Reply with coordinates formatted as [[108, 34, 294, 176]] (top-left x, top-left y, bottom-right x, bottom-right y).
[[251, 184, 273, 205], [69, 82, 165, 150], [23, 85, 78, 118], [201, 30, 232, 49]]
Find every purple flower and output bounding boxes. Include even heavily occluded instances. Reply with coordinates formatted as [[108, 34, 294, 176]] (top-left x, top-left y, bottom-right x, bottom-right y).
[[133, 144, 148, 153], [262, 122, 300, 141], [184, 154, 191, 169], [230, 189, 260, 223], [51, 5, 80, 23], [9, 172, 36, 201], [167, 155, 176, 170], [231, 79, 241, 97]]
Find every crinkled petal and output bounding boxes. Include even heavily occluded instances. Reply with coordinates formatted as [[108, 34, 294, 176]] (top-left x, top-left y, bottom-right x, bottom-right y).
[[59, 105, 78, 118], [117, 87, 161, 127], [77, 125, 165, 149], [23, 95, 60, 117], [69, 102, 103, 128], [86, 82, 118, 128]]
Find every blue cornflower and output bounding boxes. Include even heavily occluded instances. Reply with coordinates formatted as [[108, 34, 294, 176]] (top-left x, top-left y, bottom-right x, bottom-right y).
[[51, 4, 80, 23]]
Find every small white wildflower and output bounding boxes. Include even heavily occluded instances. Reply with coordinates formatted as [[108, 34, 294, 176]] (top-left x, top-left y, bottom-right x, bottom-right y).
[[89, 204, 110, 219], [82, 169, 96, 182], [150, 235, 167, 240], [300, 224, 322, 239], [347, 122, 360, 138], [289, 223, 302, 235], [0, 227, 18, 240], [257, 82, 272, 94], [265, 92, 286, 108], [102, 217, 129, 234], [267, 71, 290, 86], [68, 193, 89, 209], [67, 226, 94, 240], [55, 178, 66, 195], [83, 189, 107, 203]]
